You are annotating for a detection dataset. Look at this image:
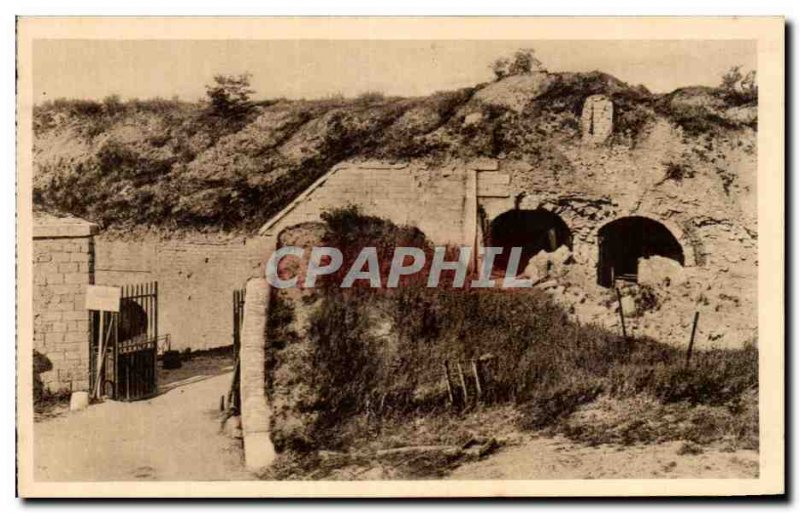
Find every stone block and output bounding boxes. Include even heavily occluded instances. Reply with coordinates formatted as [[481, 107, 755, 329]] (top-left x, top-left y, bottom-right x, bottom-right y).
[[471, 158, 499, 171], [44, 332, 65, 344], [70, 252, 91, 263], [46, 274, 65, 285], [58, 262, 79, 273], [64, 272, 88, 284]]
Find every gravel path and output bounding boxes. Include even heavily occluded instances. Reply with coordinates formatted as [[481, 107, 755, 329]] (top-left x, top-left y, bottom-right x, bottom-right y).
[[34, 372, 252, 481]]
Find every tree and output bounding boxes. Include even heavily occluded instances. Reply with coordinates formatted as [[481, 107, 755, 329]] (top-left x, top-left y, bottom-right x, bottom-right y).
[[720, 66, 757, 103], [489, 48, 545, 81], [490, 58, 511, 81], [720, 66, 743, 92], [205, 73, 255, 119], [740, 70, 758, 99]]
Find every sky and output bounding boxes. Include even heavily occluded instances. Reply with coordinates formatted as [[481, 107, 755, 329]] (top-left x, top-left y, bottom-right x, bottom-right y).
[[32, 39, 756, 102]]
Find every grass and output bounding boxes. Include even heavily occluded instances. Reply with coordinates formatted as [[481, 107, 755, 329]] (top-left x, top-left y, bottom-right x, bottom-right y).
[[264, 208, 758, 479]]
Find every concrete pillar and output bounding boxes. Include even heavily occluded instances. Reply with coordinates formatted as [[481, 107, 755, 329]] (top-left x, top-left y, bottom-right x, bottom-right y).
[[239, 277, 276, 472], [581, 95, 614, 144]]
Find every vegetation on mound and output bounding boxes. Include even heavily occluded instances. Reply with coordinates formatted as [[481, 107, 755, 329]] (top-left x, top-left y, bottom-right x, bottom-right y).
[[33, 62, 757, 232], [265, 208, 758, 476]]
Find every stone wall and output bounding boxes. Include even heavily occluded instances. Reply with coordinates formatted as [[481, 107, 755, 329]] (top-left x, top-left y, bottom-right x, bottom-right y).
[[259, 160, 477, 248], [94, 233, 273, 351], [33, 214, 97, 393], [251, 131, 756, 350]]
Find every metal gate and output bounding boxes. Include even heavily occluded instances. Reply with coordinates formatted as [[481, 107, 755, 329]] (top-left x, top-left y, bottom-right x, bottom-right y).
[[90, 281, 159, 401], [227, 288, 246, 414]]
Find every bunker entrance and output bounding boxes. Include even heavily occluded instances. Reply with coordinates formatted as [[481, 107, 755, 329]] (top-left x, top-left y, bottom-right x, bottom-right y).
[[597, 216, 684, 288], [488, 209, 572, 274]]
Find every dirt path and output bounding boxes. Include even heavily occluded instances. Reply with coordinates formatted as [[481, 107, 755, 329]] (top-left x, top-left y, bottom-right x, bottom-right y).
[[448, 435, 759, 480], [35, 372, 252, 481]]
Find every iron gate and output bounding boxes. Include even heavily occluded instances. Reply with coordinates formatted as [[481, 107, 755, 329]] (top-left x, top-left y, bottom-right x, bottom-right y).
[[227, 288, 246, 414], [90, 281, 159, 401]]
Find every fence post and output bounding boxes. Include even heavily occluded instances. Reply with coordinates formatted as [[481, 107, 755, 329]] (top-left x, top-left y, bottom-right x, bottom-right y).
[[442, 361, 455, 405], [686, 311, 700, 366], [471, 359, 483, 402], [616, 287, 628, 340], [457, 362, 469, 406]]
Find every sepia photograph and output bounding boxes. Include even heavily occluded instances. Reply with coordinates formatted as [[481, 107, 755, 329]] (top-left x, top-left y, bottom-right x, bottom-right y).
[[15, 17, 784, 498]]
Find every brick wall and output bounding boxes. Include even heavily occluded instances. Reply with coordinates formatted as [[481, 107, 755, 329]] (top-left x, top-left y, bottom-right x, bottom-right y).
[[33, 215, 97, 393], [94, 234, 273, 351]]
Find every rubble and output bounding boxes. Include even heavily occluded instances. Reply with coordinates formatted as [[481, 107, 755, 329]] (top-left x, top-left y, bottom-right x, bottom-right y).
[[638, 255, 684, 287]]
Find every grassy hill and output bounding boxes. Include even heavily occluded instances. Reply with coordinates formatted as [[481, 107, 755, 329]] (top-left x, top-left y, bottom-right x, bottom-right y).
[[32, 71, 756, 232]]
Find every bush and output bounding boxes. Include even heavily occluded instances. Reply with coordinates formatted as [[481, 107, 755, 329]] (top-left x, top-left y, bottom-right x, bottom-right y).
[[267, 208, 758, 451], [354, 91, 386, 105], [660, 160, 695, 184], [490, 48, 545, 80], [720, 66, 758, 105], [205, 73, 255, 121]]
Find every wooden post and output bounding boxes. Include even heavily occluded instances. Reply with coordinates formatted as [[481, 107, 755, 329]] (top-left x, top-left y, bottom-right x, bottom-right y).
[[616, 287, 628, 340], [456, 362, 469, 405], [471, 359, 483, 401], [92, 313, 115, 399], [686, 311, 700, 366], [442, 361, 455, 405], [92, 311, 105, 399]]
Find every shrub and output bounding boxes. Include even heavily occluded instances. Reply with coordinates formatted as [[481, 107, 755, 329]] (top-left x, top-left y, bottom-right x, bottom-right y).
[[720, 66, 758, 105], [490, 48, 546, 81], [204, 73, 255, 121], [267, 208, 758, 451], [660, 160, 695, 184], [354, 91, 386, 105]]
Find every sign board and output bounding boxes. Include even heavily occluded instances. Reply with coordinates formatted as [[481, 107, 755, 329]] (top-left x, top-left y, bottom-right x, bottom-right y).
[[85, 285, 122, 312]]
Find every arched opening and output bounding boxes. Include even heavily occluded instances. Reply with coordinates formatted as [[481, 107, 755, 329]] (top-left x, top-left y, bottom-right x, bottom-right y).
[[597, 216, 684, 287], [488, 208, 572, 274]]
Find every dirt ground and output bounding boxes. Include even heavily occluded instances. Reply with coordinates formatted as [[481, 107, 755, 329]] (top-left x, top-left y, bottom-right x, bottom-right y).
[[448, 434, 759, 480], [34, 372, 252, 482]]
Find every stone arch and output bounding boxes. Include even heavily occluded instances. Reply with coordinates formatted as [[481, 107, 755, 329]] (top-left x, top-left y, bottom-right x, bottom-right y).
[[597, 216, 685, 287], [488, 208, 572, 273]]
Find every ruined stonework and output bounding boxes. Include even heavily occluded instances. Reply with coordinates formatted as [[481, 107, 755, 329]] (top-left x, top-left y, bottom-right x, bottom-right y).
[[257, 115, 757, 349], [33, 213, 97, 392], [581, 94, 614, 144]]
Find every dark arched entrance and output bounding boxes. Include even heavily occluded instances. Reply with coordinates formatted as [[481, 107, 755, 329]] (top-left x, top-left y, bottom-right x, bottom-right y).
[[597, 216, 684, 287], [488, 209, 572, 273]]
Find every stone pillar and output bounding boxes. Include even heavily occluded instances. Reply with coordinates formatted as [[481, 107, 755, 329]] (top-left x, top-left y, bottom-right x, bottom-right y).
[[33, 214, 98, 393], [239, 277, 276, 472], [581, 95, 614, 144]]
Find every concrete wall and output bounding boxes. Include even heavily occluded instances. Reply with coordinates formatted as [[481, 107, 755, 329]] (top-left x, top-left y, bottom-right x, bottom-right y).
[[94, 233, 273, 351], [33, 215, 97, 392]]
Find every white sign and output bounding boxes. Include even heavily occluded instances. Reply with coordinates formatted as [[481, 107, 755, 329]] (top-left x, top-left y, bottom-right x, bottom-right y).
[[85, 285, 121, 312]]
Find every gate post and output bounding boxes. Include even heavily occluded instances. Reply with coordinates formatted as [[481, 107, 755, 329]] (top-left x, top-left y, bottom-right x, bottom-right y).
[[239, 277, 276, 472]]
